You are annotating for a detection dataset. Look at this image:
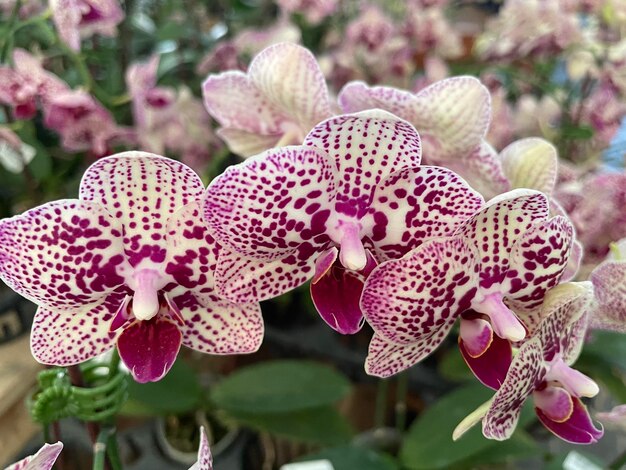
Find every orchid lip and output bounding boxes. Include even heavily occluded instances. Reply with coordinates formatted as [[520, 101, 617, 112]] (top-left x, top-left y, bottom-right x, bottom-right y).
[[337, 222, 367, 271], [533, 386, 574, 423], [473, 293, 526, 342], [131, 269, 162, 321], [545, 357, 600, 398], [459, 316, 493, 358]]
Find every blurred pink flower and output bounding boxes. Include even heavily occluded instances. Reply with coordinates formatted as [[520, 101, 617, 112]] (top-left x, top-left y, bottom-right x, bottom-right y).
[[276, 0, 338, 25], [0, 49, 68, 120], [43, 89, 133, 157], [0, 0, 45, 18], [403, 0, 463, 59], [0, 127, 36, 174], [50, 0, 124, 51]]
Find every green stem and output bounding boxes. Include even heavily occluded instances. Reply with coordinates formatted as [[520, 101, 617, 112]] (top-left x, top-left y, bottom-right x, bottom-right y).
[[374, 379, 389, 429], [106, 432, 123, 470], [92, 428, 114, 470], [395, 372, 409, 433]]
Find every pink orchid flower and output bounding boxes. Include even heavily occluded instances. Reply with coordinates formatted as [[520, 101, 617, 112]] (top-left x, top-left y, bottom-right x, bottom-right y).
[[596, 405, 626, 433], [0, 152, 263, 383], [43, 89, 133, 157], [203, 111, 483, 335], [458, 282, 604, 444], [202, 42, 333, 157], [50, 0, 124, 51], [5, 442, 63, 470], [0, 49, 68, 120], [589, 238, 626, 333], [276, 0, 339, 25], [339, 76, 510, 198], [361, 190, 573, 379], [189, 427, 213, 470]]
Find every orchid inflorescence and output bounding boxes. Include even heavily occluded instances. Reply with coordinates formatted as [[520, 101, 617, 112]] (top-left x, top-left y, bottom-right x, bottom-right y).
[[1, 40, 624, 456]]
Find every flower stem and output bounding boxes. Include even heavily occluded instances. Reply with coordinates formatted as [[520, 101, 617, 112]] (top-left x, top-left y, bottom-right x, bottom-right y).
[[395, 372, 409, 433], [374, 378, 389, 429], [92, 428, 115, 470]]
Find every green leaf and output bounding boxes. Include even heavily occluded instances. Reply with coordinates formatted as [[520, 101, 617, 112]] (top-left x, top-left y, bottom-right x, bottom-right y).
[[124, 359, 202, 415], [226, 406, 354, 446], [400, 384, 536, 470], [582, 331, 626, 371], [438, 347, 473, 382], [210, 360, 351, 414], [298, 446, 398, 470], [457, 431, 538, 468], [560, 123, 594, 140]]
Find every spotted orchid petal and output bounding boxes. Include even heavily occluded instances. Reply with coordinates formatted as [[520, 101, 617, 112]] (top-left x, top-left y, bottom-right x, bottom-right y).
[[203, 43, 332, 157], [30, 294, 125, 365], [214, 248, 316, 304], [562, 240, 583, 283], [367, 165, 484, 261], [505, 215, 574, 331], [590, 260, 626, 333], [536, 395, 604, 444], [80, 152, 205, 268], [338, 77, 491, 164], [6, 442, 63, 470], [188, 427, 213, 470], [304, 110, 422, 218], [203, 146, 337, 261], [457, 141, 509, 199], [362, 237, 478, 346], [310, 251, 376, 334], [482, 337, 545, 441], [117, 316, 182, 383], [0, 200, 127, 312], [500, 138, 558, 195], [248, 42, 332, 133], [459, 313, 512, 390]]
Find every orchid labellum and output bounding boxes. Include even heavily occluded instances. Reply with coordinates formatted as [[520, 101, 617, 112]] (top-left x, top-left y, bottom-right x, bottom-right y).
[[203, 110, 484, 334], [0, 152, 263, 383]]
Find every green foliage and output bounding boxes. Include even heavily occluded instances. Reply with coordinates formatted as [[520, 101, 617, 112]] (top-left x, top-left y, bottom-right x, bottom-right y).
[[298, 446, 398, 469], [400, 384, 538, 470], [123, 359, 203, 416]]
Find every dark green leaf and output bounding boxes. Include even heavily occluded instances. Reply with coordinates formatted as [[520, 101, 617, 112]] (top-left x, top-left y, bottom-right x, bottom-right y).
[[210, 360, 351, 414], [457, 431, 538, 469], [124, 359, 202, 415], [438, 347, 473, 382], [226, 406, 354, 445], [299, 446, 398, 470]]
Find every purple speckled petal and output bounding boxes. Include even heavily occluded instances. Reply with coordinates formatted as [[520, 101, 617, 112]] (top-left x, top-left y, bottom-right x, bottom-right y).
[[117, 316, 182, 383], [590, 261, 626, 333], [459, 322, 512, 391], [457, 189, 549, 290], [368, 165, 484, 261], [171, 292, 263, 355], [536, 396, 604, 444], [304, 110, 421, 219], [203, 71, 287, 137], [362, 237, 478, 345], [203, 146, 337, 260], [365, 332, 446, 378], [79, 152, 205, 268], [30, 293, 125, 365], [164, 202, 220, 292], [483, 337, 545, 441], [460, 141, 510, 199], [310, 252, 376, 335], [562, 240, 582, 283], [500, 138, 558, 195], [6, 442, 63, 470], [312, 246, 339, 283], [249, 42, 332, 132], [505, 216, 574, 331], [188, 426, 213, 470], [338, 81, 417, 120], [216, 128, 283, 158], [0, 200, 126, 312], [214, 248, 316, 303]]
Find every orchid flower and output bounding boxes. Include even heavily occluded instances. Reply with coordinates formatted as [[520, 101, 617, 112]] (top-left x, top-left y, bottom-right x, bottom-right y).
[[0, 128, 36, 174], [361, 190, 573, 379], [276, 0, 339, 25], [338, 77, 509, 198], [5, 442, 63, 470], [42, 89, 133, 158], [0, 152, 263, 383], [589, 238, 626, 333], [596, 405, 626, 433], [203, 110, 484, 334], [189, 427, 213, 470], [455, 282, 604, 444], [0, 49, 68, 120], [202, 42, 333, 158], [50, 0, 124, 51]]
